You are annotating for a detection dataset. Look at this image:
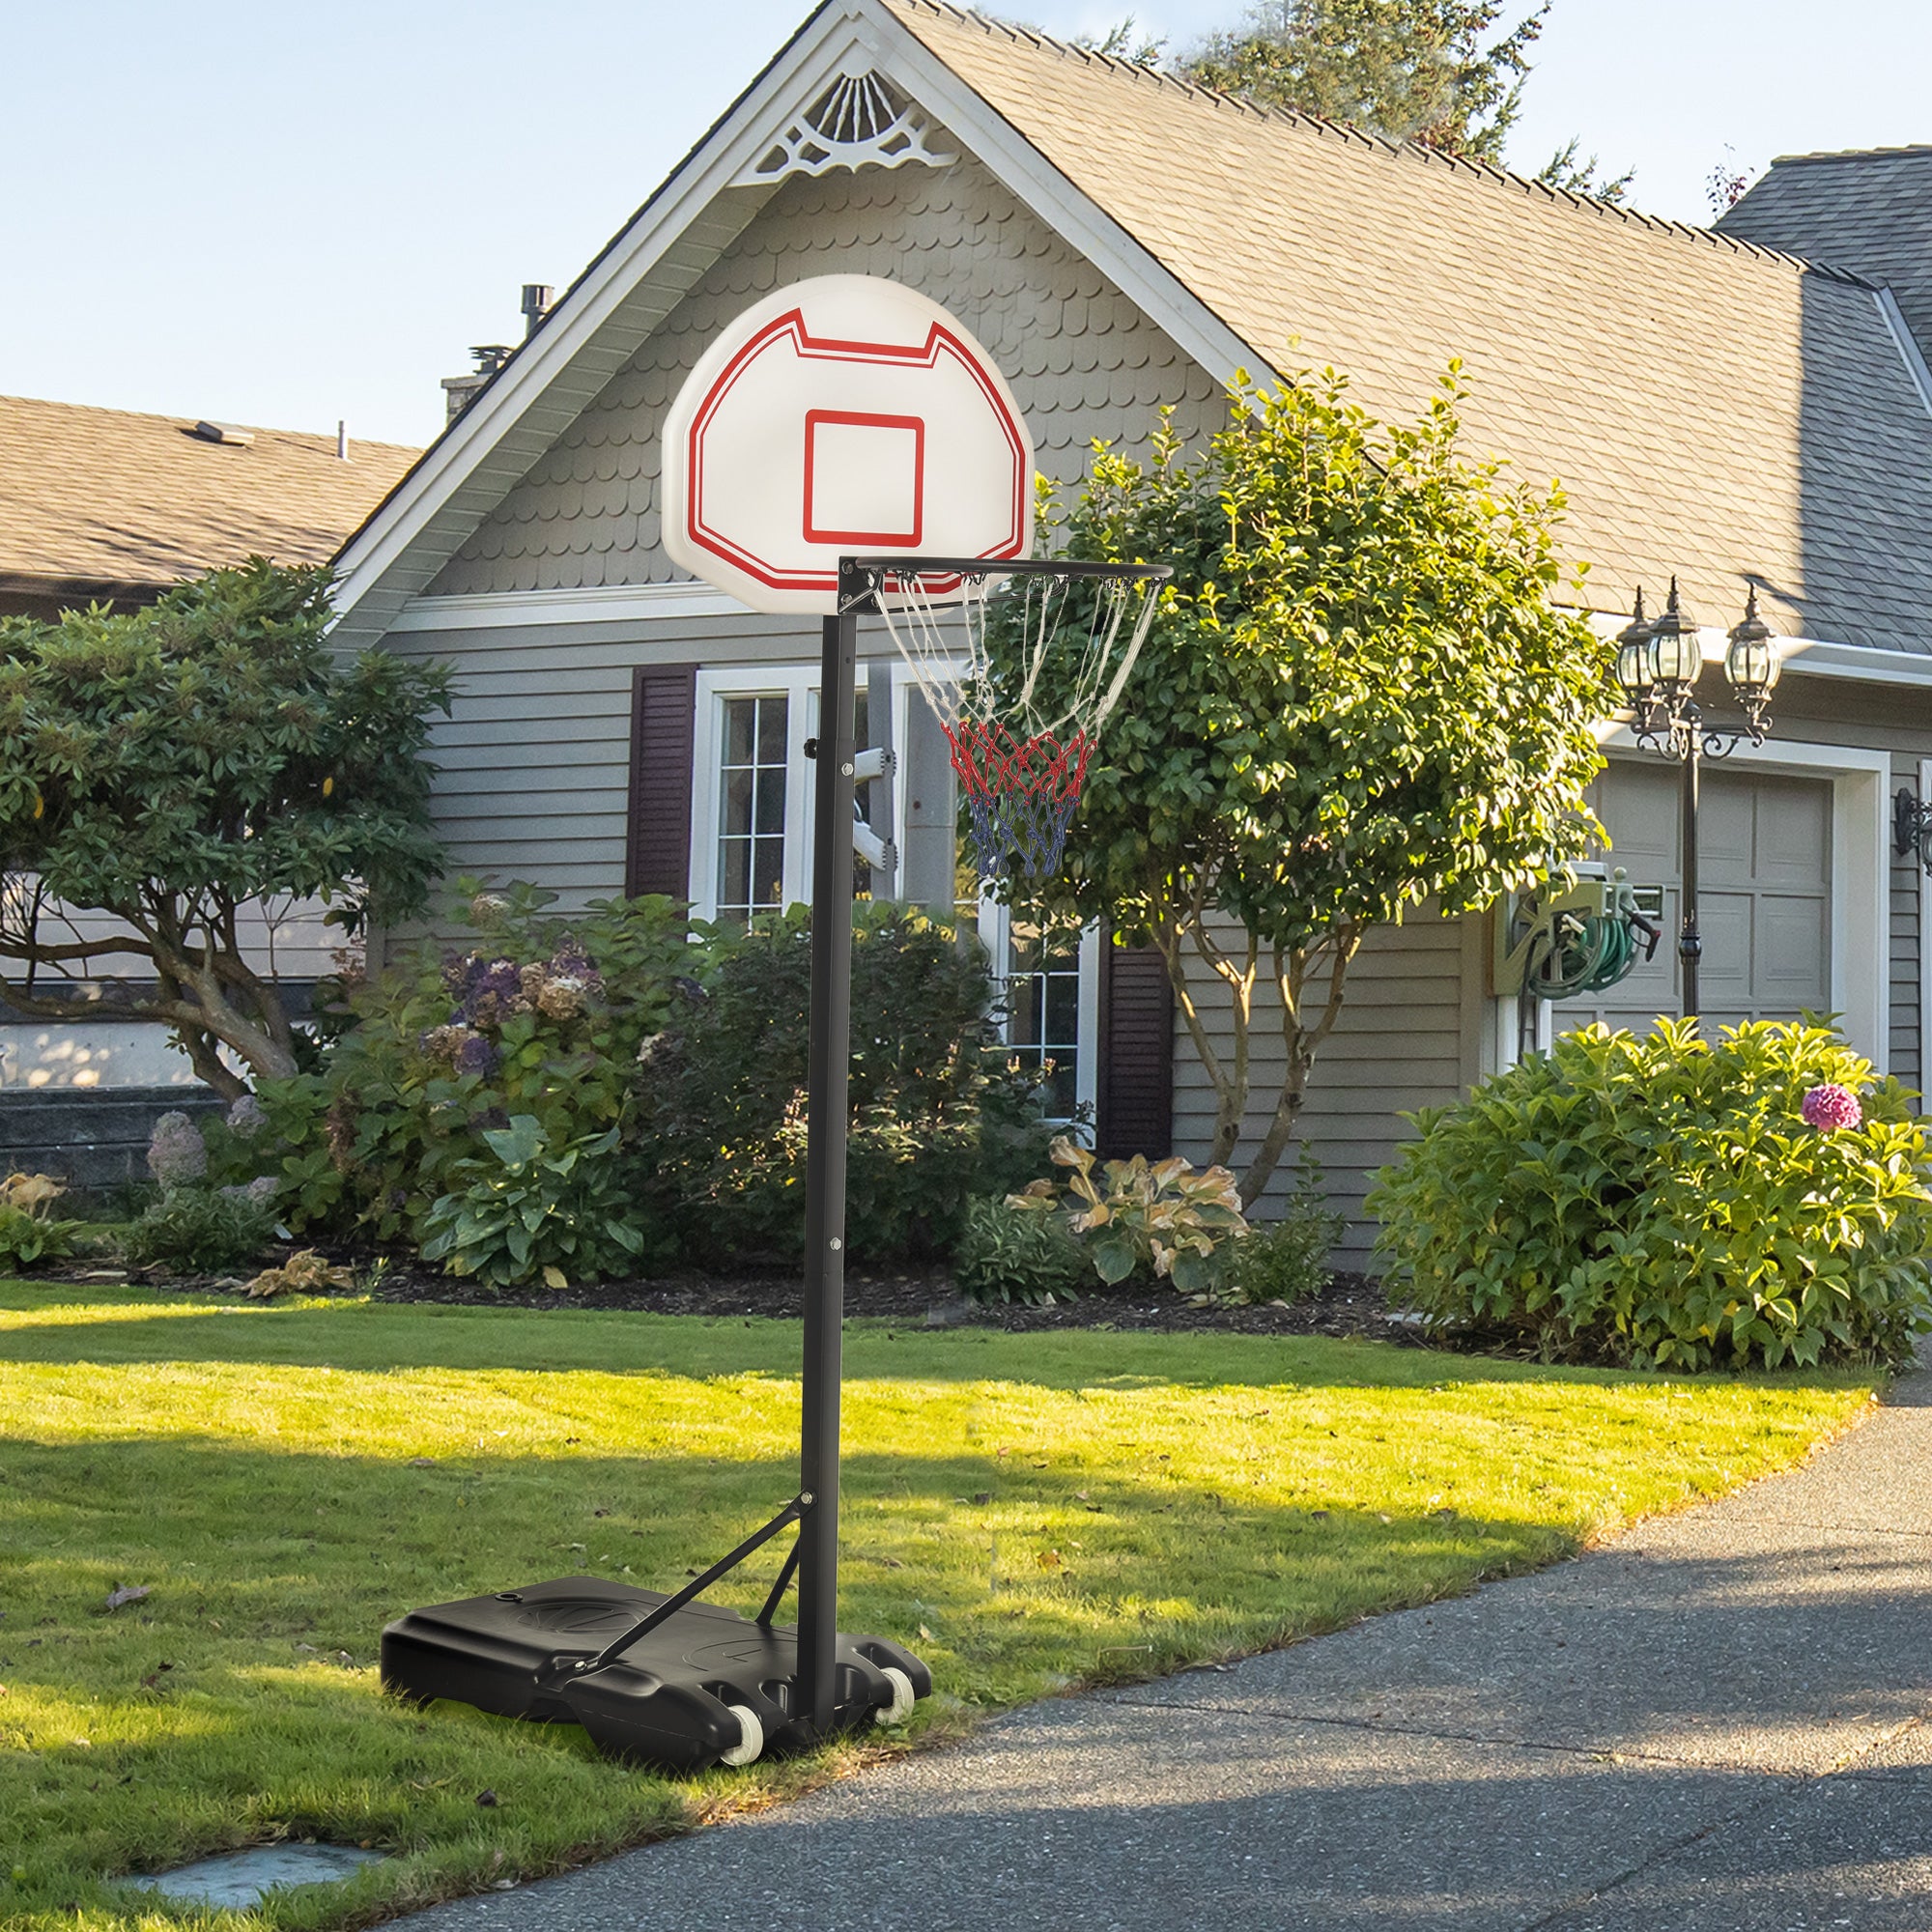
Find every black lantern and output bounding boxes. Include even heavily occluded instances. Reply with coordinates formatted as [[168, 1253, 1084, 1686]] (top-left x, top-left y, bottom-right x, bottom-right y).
[[1644, 578, 1703, 691], [1617, 577, 1782, 1020]]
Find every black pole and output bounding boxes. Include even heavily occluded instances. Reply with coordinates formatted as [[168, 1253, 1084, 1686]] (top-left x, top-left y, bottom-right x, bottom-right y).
[[797, 594, 858, 1737], [1679, 726, 1701, 1020]]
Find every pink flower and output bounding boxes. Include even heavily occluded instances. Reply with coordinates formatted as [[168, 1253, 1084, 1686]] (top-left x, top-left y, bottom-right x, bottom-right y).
[[1801, 1083, 1862, 1131]]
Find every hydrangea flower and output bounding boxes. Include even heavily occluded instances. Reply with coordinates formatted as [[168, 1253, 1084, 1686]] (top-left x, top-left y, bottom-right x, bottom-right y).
[[454, 1032, 499, 1078], [148, 1111, 207, 1187], [1801, 1083, 1862, 1131], [226, 1094, 268, 1138]]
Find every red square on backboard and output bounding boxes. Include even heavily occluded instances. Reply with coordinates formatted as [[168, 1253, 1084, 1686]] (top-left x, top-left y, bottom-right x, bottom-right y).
[[803, 410, 925, 547]]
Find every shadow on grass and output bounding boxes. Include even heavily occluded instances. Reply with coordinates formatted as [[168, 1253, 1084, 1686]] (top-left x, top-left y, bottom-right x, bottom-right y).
[[0, 1283, 1877, 1398]]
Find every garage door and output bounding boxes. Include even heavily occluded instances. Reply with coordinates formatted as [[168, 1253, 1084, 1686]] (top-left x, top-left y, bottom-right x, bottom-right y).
[[1550, 758, 1832, 1035]]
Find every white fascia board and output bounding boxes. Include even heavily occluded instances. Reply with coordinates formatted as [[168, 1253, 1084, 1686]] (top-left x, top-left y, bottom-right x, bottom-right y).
[[388, 582, 748, 631], [1581, 609, 1932, 689], [334, 0, 1265, 650]]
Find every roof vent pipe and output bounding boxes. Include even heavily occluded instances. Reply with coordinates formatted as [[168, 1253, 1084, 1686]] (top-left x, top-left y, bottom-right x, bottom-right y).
[[522, 284, 554, 339], [337, 420, 348, 461]]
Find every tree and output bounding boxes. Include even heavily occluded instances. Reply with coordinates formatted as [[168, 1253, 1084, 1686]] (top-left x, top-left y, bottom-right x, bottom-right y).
[[0, 559, 453, 1096], [992, 369, 1612, 1208], [1183, 0, 1548, 160], [1536, 136, 1634, 207]]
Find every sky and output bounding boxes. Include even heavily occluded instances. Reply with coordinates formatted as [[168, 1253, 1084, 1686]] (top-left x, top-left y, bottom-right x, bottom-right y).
[[6, 0, 1930, 449]]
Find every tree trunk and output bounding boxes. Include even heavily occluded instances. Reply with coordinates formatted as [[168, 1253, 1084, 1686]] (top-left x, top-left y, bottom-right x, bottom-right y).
[[0, 884, 301, 1095]]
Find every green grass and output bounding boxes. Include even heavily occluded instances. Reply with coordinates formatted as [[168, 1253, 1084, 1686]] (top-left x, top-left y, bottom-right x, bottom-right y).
[[0, 1278, 1877, 1931]]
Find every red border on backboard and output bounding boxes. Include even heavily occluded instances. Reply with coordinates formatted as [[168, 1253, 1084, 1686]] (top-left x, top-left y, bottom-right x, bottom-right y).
[[802, 410, 925, 548], [685, 308, 1028, 595]]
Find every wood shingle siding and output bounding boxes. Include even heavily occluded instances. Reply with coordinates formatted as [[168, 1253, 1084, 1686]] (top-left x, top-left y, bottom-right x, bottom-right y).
[[627, 666, 698, 900], [1094, 938, 1173, 1158]]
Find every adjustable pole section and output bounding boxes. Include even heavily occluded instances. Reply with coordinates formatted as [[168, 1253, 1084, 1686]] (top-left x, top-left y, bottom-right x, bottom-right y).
[[797, 589, 859, 1736]]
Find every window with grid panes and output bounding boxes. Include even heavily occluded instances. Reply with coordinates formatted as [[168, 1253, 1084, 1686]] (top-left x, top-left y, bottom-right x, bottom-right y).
[[1003, 910, 1083, 1118], [716, 694, 788, 918]]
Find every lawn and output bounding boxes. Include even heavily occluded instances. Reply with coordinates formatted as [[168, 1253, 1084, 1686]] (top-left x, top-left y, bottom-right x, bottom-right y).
[[0, 1277, 1877, 1932]]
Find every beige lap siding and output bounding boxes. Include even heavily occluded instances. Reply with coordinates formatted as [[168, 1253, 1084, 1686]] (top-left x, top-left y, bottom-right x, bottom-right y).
[[1168, 912, 1483, 1267]]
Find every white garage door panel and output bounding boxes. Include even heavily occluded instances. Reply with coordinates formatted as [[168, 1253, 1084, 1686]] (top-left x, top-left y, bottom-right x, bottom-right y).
[[1553, 760, 1832, 1033]]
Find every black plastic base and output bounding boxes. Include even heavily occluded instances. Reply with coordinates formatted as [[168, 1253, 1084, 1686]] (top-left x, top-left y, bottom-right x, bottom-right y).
[[381, 1575, 931, 1772]]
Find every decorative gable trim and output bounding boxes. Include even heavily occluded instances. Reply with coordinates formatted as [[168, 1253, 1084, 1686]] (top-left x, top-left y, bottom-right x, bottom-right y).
[[732, 64, 956, 186]]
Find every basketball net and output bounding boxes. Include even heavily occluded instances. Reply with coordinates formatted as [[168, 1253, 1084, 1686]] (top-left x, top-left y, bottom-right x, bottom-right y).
[[861, 563, 1162, 882]]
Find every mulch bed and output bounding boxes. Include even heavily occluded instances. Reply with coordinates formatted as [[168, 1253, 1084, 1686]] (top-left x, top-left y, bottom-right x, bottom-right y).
[[367, 1264, 1411, 1338], [49, 1254, 1419, 1341]]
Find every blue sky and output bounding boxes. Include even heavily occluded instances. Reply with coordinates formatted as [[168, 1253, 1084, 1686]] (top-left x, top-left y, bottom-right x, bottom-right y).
[[7, 1, 1927, 447]]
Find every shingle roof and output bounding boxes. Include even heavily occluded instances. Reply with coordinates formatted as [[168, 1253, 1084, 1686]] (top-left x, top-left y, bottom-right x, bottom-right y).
[[0, 394, 418, 611], [1718, 147, 1932, 368], [882, 0, 1932, 653]]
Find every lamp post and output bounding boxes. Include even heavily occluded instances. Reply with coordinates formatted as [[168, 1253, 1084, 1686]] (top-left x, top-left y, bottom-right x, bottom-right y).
[[1614, 579, 1781, 1020]]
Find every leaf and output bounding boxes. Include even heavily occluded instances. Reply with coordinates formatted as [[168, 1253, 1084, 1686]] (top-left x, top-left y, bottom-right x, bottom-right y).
[[541, 1264, 568, 1290]]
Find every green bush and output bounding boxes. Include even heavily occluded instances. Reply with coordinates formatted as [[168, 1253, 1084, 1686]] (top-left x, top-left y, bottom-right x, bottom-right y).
[[209, 883, 698, 1258], [640, 904, 1061, 1264], [1215, 1154, 1343, 1305], [1368, 1017, 1932, 1370], [0, 1174, 85, 1271], [1012, 1138, 1249, 1293], [123, 1185, 281, 1274], [954, 1195, 1095, 1303], [418, 1115, 657, 1289]]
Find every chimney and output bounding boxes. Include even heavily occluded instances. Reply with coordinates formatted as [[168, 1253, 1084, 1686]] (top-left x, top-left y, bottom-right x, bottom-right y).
[[440, 343, 513, 425], [439, 284, 553, 423]]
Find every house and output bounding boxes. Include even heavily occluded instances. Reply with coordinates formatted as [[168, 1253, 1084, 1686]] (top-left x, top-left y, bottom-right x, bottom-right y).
[[0, 398, 417, 1178], [0, 396, 416, 620], [327, 0, 1932, 1258]]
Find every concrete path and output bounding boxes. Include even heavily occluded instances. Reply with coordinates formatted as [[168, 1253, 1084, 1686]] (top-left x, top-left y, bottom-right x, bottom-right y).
[[392, 1367, 1932, 1932]]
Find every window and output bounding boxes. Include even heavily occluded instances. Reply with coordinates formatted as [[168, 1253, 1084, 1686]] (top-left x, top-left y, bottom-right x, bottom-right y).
[[715, 695, 789, 918], [1003, 912, 1086, 1118]]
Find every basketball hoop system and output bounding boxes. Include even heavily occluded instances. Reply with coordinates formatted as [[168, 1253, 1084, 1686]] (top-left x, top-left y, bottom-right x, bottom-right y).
[[845, 554, 1170, 882]]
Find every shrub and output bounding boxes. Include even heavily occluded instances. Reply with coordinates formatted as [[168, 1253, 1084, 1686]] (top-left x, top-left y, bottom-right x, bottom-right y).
[[1013, 1138, 1248, 1293], [243, 1249, 355, 1298], [0, 1173, 85, 1271], [1369, 1017, 1932, 1370], [208, 883, 698, 1250], [1215, 1154, 1344, 1305], [641, 904, 1061, 1264], [954, 1195, 1095, 1303], [418, 1115, 655, 1290], [123, 1185, 281, 1274]]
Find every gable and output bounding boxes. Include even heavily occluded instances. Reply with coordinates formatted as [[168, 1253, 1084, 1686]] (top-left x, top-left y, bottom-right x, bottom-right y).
[[423, 151, 1220, 599]]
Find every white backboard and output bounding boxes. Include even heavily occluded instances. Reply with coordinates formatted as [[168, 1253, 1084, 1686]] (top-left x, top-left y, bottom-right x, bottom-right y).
[[661, 274, 1034, 614]]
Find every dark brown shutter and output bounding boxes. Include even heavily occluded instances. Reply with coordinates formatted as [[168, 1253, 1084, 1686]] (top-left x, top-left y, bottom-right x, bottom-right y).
[[1094, 934, 1174, 1158], [625, 665, 697, 899]]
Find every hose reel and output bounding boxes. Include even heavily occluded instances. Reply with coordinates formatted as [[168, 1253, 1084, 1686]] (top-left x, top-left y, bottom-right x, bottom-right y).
[[1492, 867, 1662, 1002]]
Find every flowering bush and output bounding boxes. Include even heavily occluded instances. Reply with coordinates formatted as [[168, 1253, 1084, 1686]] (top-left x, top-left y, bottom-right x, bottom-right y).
[[204, 882, 694, 1267], [1370, 1017, 1932, 1370]]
